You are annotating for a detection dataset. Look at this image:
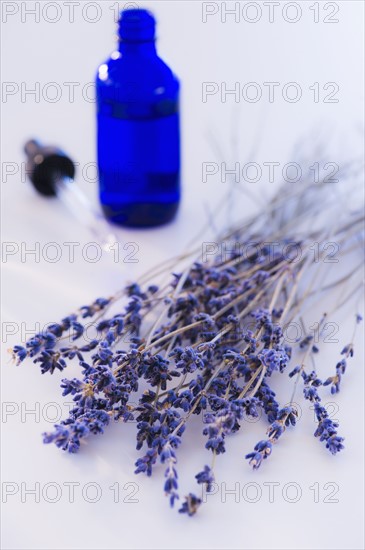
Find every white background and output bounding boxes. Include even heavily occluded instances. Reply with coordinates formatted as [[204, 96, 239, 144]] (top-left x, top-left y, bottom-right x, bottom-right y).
[[1, 1, 364, 549]]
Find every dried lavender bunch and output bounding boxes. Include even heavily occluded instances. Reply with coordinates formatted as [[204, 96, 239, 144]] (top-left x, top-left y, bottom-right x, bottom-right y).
[[12, 172, 364, 516]]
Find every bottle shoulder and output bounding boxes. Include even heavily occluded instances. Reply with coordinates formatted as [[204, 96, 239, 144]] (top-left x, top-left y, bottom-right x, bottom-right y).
[[96, 52, 179, 87]]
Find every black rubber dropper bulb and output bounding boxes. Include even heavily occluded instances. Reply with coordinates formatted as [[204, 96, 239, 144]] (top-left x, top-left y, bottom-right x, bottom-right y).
[[24, 139, 75, 197]]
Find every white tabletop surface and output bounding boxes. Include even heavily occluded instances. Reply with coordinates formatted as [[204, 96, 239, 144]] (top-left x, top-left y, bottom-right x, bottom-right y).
[[1, 1, 364, 549]]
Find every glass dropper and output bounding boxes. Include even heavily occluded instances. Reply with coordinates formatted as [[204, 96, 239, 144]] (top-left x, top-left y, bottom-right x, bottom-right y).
[[24, 139, 118, 252]]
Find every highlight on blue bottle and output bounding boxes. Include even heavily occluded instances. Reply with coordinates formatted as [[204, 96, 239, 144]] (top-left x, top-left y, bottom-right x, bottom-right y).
[[96, 8, 181, 227]]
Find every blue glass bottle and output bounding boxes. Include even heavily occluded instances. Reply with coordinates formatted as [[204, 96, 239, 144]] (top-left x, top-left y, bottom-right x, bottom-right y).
[[96, 9, 180, 227]]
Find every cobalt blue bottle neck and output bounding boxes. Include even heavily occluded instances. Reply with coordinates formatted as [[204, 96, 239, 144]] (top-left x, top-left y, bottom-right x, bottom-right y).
[[118, 41, 156, 56], [118, 9, 157, 55]]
